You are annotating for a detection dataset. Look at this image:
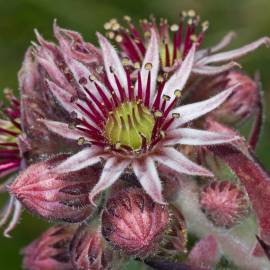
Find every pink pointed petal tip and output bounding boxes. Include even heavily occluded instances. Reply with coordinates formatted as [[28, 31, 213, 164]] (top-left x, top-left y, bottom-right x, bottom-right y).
[[3, 200, 22, 238], [165, 128, 240, 146], [53, 147, 102, 174], [138, 28, 159, 104], [198, 37, 270, 65], [40, 119, 88, 141], [193, 61, 241, 76], [96, 32, 127, 96], [162, 44, 196, 99], [133, 157, 165, 204], [171, 84, 240, 129], [89, 157, 130, 206], [155, 148, 214, 177], [210, 31, 237, 53], [46, 79, 74, 113]]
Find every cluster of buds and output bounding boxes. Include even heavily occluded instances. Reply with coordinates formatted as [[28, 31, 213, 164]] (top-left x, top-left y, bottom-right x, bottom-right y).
[[1, 10, 270, 270]]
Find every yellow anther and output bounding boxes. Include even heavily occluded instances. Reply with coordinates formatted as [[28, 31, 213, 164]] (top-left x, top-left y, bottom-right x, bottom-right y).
[[144, 62, 153, 70]]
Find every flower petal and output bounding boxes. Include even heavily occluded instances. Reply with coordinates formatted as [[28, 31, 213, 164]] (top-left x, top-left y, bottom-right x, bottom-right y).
[[41, 119, 88, 141], [193, 62, 240, 75], [170, 85, 239, 129], [97, 32, 128, 98], [154, 148, 213, 177], [89, 157, 130, 205], [198, 37, 270, 65], [54, 147, 103, 173], [210, 31, 237, 53], [46, 80, 74, 113], [165, 128, 239, 146], [132, 157, 164, 204], [136, 29, 159, 105], [3, 200, 22, 238], [54, 20, 101, 64], [161, 44, 196, 100]]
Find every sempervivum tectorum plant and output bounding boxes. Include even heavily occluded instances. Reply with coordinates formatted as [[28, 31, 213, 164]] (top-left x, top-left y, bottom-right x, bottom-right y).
[[3, 10, 270, 270], [37, 27, 240, 204]]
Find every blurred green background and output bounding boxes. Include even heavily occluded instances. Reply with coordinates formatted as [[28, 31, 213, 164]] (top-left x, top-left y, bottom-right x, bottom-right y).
[[0, 0, 269, 269]]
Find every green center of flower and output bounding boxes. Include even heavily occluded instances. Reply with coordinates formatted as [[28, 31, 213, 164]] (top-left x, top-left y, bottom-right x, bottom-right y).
[[105, 101, 155, 150]]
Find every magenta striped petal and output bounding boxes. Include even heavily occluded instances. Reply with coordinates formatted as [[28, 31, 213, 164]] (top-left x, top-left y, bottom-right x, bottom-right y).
[[165, 128, 239, 146], [154, 148, 213, 177], [170, 85, 238, 129], [41, 119, 89, 140], [46, 80, 75, 113], [132, 157, 164, 204], [89, 157, 130, 205], [136, 29, 159, 105], [97, 33, 128, 98], [161, 44, 196, 100], [193, 61, 240, 75], [198, 37, 270, 65], [210, 31, 236, 53], [54, 147, 104, 173]]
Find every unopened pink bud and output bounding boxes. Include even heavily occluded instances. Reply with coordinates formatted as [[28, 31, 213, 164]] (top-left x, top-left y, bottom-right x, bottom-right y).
[[22, 225, 74, 270], [194, 71, 259, 125], [10, 155, 99, 223], [162, 206, 187, 256], [101, 187, 169, 257], [70, 225, 112, 270], [200, 181, 249, 228]]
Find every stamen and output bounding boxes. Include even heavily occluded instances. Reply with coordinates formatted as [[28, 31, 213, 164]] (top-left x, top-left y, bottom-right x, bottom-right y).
[[134, 62, 141, 69], [94, 82, 113, 111], [144, 62, 153, 70], [162, 117, 175, 131], [104, 76, 120, 106], [83, 87, 108, 117], [125, 69, 133, 101], [174, 89, 182, 97], [144, 71, 151, 107], [152, 81, 165, 111], [165, 43, 170, 67], [114, 74, 127, 102], [154, 111, 163, 117], [137, 72, 143, 100], [76, 103, 104, 128], [77, 137, 86, 145], [172, 113, 180, 118]]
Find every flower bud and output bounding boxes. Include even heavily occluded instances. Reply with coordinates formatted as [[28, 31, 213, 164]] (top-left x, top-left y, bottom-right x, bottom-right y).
[[70, 225, 113, 270], [101, 187, 169, 257], [194, 71, 259, 125], [200, 181, 249, 228], [187, 235, 219, 269], [22, 225, 74, 270], [10, 155, 100, 223], [161, 206, 187, 256]]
